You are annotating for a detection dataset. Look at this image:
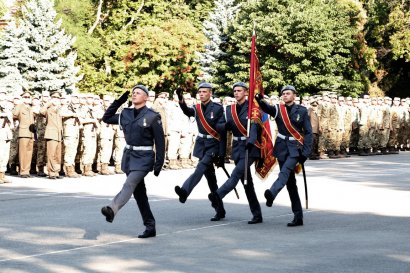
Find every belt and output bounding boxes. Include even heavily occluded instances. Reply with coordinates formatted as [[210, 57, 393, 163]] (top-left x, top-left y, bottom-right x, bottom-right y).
[[197, 133, 214, 139], [233, 136, 247, 141], [125, 145, 153, 151], [277, 133, 296, 141]]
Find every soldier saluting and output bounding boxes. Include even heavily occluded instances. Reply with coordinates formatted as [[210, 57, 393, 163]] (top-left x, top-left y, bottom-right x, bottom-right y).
[[208, 82, 263, 224], [255, 85, 312, 227], [101, 85, 165, 239], [174, 82, 227, 221]]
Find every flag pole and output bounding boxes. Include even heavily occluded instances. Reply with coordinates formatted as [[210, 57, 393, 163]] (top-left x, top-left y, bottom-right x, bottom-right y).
[[244, 25, 256, 186]]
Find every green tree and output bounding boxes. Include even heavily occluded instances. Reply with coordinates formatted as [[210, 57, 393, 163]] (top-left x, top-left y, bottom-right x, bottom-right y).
[[215, 0, 367, 97]]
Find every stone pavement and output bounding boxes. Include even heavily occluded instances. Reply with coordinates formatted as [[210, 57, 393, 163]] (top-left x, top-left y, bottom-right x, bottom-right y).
[[0, 153, 409, 273]]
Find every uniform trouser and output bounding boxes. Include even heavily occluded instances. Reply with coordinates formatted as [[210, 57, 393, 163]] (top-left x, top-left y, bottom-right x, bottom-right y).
[[268, 157, 303, 220], [36, 137, 47, 167], [109, 170, 155, 230], [179, 133, 193, 159], [81, 133, 97, 165], [0, 139, 10, 172], [181, 153, 218, 196], [113, 137, 126, 165], [18, 138, 34, 175], [217, 157, 261, 218], [388, 128, 399, 147], [9, 133, 19, 164], [358, 126, 371, 149], [47, 140, 62, 176], [349, 127, 360, 148], [311, 133, 319, 156], [368, 127, 377, 147], [167, 131, 181, 160], [378, 129, 390, 148], [99, 138, 113, 164], [340, 128, 351, 150], [64, 136, 79, 165]]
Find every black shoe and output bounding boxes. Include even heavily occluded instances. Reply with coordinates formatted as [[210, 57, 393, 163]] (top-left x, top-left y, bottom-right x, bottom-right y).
[[138, 229, 156, 238], [37, 172, 47, 177], [248, 217, 263, 224], [175, 186, 187, 203], [101, 206, 114, 223], [264, 190, 274, 207], [56, 175, 63, 179], [287, 218, 303, 227], [210, 213, 225, 221], [20, 174, 30, 178]]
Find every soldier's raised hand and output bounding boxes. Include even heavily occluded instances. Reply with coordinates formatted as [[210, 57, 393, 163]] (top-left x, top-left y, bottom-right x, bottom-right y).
[[176, 87, 184, 101], [117, 91, 130, 104], [255, 93, 263, 102]]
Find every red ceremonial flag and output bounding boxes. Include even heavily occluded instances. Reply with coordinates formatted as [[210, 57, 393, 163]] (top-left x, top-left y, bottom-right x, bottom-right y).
[[248, 32, 277, 179]]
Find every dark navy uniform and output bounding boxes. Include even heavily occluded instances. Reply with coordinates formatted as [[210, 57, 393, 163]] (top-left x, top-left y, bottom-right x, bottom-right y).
[[176, 99, 226, 217], [101, 98, 165, 234], [215, 100, 262, 222], [258, 99, 312, 222]]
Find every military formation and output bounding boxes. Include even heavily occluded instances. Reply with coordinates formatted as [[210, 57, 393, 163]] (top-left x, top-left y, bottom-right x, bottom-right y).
[[1, 87, 410, 184]]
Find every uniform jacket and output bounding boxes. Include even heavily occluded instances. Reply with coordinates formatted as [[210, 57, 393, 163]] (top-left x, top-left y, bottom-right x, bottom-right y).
[[40, 104, 63, 141], [225, 101, 260, 162], [102, 101, 165, 174], [60, 104, 81, 138], [13, 103, 35, 139], [179, 100, 226, 159], [258, 100, 313, 161], [308, 107, 319, 134]]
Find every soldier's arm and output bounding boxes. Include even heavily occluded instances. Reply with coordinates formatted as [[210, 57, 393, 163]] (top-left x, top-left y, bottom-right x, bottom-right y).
[[179, 100, 195, 117], [102, 101, 121, 124], [257, 99, 278, 118], [40, 103, 51, 117], [152, 114, 165, 174]]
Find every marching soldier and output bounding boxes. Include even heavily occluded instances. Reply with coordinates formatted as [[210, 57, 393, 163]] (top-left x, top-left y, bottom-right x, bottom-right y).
[[208, 82, 263, 224], [60, 92, 81, 178], [174, 82, 227, 221], [13, 90, 36, 178], [255, 85, 312, 227], [40, 92, 64, 179], [101, 85, 165, 239], [0, 89, 13, 183]]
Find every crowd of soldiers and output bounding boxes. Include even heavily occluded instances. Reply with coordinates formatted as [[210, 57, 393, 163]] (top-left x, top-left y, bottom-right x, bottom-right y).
[[1, 87, 410, 184]]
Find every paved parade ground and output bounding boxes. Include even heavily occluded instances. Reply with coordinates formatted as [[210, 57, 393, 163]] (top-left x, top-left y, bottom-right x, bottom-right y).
[[1, 153, 410, 273]]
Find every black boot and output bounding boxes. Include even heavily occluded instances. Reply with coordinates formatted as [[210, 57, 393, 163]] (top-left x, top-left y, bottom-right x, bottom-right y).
[[92, 162, 99, 173], [30, 163, 37, 175], [358, 148, 368, 156], [37, 166, 47, 177], [175, 186, 188, 203], [9, 164, 18, 176], [59, 164, 66, 177], [208, 192, 225, 221], [75, 162, 82, 174]]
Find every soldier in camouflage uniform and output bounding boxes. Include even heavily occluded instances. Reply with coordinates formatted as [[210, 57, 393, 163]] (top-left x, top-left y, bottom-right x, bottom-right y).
[[97, 95, 115, 175], [79, 94, 98, 176], [327, 94, 342, 158], [358, 95, 372, 156], [0, 90, 13, 183], [166, 92, 185, 170], [348, 98, 360, 154], [398, 98, 410, 151], [339, 97, 352, 157], [34, 91, 50, 177], [60, 93, 81, 178], [317, 93, 331, 158], [8, 94, 20, 175], [388, 97, 402, 153]]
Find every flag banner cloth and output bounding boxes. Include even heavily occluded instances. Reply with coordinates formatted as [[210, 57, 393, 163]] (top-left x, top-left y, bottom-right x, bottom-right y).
[[248, 33, 277, 179]]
